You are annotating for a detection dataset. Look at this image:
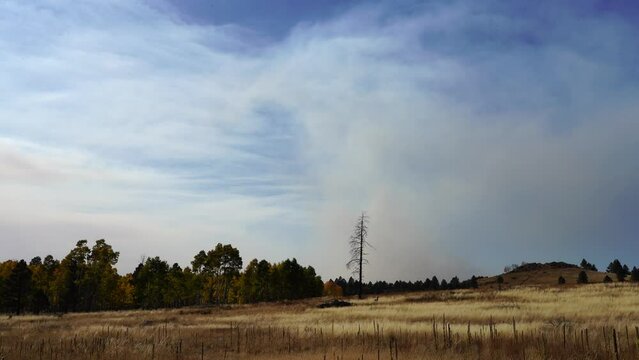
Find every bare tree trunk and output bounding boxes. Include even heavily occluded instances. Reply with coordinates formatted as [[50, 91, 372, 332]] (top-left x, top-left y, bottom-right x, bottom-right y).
[[347, 212, 371, 300], [359, 216, 364, 299]]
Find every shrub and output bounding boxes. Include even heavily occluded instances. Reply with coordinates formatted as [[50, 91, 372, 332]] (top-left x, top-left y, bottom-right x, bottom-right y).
[[577, 271, 588, 284]]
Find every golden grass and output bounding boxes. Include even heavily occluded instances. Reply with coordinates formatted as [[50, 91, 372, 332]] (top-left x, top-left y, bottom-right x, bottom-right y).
[[1, 283, 638, 359]]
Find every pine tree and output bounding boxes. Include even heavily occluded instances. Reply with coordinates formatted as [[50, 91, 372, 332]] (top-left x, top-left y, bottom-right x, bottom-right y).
[[577, 271, 588, 284], [4, 260, 32, 315], [430, 276, 439, 290], [469, 276, 479, 289], [449, 276, 460, 289], [580, 259, 597, 271], [440, 279, 448, 290], [607, 259, 628, 282]]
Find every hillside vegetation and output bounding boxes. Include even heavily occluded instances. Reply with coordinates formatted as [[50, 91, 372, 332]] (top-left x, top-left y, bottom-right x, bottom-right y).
[[479, 262, 619, 289]]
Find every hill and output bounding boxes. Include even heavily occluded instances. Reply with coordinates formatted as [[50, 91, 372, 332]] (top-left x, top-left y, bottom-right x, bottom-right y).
[[478, 261, 617, 288]]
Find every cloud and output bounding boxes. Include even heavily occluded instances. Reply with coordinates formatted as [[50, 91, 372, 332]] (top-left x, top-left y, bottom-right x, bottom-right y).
[[0, 0, 638, 280], [261, 1, 639, 279]]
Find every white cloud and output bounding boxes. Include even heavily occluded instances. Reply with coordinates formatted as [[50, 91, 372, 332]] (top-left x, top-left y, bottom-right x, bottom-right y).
[[1, 0, 638, 280]]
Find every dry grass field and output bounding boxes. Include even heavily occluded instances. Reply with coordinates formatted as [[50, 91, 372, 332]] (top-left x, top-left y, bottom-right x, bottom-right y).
[[1, 283, 639, 359]]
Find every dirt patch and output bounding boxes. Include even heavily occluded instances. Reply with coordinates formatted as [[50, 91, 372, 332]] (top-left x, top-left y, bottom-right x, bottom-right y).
[[317, 299, 352, 309]]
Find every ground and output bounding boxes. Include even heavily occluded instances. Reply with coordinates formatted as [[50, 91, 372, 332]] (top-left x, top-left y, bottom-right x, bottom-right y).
[[1, 282, 638, 359]]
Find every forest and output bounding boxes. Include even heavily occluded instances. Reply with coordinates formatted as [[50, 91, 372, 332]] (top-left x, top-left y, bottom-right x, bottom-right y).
[[0, 239, 323, 314], [3, 238, 636, 316]]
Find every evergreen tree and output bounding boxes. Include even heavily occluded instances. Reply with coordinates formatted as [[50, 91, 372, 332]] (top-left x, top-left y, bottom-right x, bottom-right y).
[[577, 271, 588, 284], [4, 260, 32, 314], [440, 279, 448, 290], [607, 259, 628, 282], [469, 276, 479, 289], [424, 278, 432, 290], [28, 257, 50, 314], [580, 258, 588, 269], [580, 259, 597, 271], [165, 263, 187, 307], [430, 276, 439, 290], [132, 257, 170, 309], [449, 276, 460, 289]]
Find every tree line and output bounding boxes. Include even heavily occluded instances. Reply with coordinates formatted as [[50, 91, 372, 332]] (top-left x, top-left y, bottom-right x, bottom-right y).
[[603, 258, 639, 282], [559, 258, 639, 285], [330, 274, 480, 297], [0, 240, 323, 314], [3, 237, 637, 315], [341, 213, 475, 297]]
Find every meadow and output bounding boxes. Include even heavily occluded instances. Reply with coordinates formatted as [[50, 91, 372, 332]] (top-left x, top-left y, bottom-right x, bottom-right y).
[[1, 283, 638, 359]]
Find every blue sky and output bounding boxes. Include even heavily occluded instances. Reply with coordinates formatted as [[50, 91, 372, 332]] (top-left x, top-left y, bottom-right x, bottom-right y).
[[1, 0, 638, 280]]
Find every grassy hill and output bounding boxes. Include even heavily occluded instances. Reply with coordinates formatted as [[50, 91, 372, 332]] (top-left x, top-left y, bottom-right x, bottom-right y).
[[478, 261, 617, 288]]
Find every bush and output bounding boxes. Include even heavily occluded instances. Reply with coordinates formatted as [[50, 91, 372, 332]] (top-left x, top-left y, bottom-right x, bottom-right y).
[[558, 276, 566, 285], [603, 275, 613, 283], [577, 271, 588, 284]]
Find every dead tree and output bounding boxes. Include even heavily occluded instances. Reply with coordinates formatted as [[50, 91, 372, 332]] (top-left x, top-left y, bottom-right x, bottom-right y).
[[347, 212, 372, 299]]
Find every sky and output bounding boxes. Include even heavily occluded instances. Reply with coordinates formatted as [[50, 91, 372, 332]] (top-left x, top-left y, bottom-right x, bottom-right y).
[[1, 0, 639, 281]]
